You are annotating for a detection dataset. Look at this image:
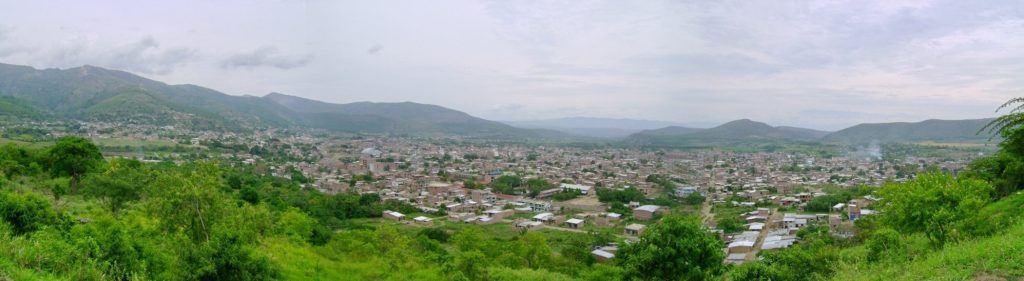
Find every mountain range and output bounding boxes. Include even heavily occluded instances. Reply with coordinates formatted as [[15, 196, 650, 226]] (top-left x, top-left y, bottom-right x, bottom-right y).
[[503, 117, 684, 138], [626, 118, 996, 146], [0, 63, 559, 138], [0, 62, 999, 145]]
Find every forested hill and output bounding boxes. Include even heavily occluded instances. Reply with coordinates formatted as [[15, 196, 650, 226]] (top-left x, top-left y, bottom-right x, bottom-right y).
[[625, 119, 829, 147], [0, 63, 558, 138], [821, 118, 997, 144]]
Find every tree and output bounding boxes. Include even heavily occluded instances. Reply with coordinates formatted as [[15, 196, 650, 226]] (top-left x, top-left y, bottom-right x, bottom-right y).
[[48, 136, 103, 193], [81, 158, 152, 214], [526, 178, 551, 197], [683, 192, 705, 205], [618, 215, 725, 281], [151, 162, 229, 242], [877, 172, 993, 246]]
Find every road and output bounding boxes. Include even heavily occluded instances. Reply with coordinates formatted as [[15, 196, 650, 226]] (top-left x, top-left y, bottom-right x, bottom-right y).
[[746, 208, 782, 261]]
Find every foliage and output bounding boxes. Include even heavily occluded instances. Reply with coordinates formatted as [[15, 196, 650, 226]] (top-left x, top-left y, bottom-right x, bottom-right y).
[[876, 172, 993, 246], [866, 228, 904, 263], [716, 216, 745, 233], [596, 187, 645, 204], [551, 190, 581, 201], [618, 215, 725, 281], [961, 151, 1024, 199], [491, 175, 523, 194], [81, 158, 153, 213], [730, 238, 839, 281], [0, 190, 58, 235], [47, 136, 103, 192]]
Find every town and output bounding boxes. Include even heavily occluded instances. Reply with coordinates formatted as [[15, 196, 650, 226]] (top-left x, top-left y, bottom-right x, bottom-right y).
[[3, 119, 990, 265]]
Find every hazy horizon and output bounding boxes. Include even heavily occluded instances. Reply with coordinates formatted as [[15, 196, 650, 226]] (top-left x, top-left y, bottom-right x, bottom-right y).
[[0, 0, 1019, 130]]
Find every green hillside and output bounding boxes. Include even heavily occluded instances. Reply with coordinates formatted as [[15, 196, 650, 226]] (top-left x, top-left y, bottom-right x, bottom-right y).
[[626, 119, 826, 148], [0, 96, 43, 119], [822, 118, 997, 144], [0, 63, 560, 138]]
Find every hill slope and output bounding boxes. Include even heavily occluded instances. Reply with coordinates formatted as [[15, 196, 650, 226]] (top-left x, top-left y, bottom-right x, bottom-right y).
[[263, 92, 552, 137], [503, 117, 683, 138], [626, 119, 827, 146], [822, 118, 996, 143], [0, 63, 555, 137]]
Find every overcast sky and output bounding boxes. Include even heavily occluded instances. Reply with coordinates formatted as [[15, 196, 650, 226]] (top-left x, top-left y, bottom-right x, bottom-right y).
[[0, 0, 1021, 130]]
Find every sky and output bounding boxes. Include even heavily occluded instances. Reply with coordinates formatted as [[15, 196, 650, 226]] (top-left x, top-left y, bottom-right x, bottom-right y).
[[0, 0, 1022, 130]]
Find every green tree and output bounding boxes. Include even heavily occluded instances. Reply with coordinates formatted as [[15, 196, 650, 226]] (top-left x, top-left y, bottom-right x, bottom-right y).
[[618, 215, 725, 281], [877, 172, 993, 246], [81, 158, 152, 214], [47, 136, 103, 193]]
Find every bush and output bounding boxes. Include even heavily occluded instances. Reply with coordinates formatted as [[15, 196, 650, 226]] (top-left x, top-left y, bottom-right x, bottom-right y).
[[866, 228, 904, 263], [877, 172, 994, 246], [0, 190, 58, 235]]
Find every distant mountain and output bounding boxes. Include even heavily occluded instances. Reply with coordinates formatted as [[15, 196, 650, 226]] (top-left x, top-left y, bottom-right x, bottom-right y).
[[504, 117, 683, 138], [776, 126, 832, 140], [822, 118, 997, 144], [0, 62, 562, 138], [626, 119, 828, 147], [263, 92, 546, 136], [0, 63, 298, 129]]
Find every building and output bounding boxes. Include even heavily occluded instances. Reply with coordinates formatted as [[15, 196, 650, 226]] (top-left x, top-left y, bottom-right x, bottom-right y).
[[514, 219, 544, 230], [413, 216, 433, 225], [727, 240, 755, 253], [383, 210, 405, 221], [591, 249, 615, 262], [674, 185, 701, 197], [565, 218, 585, 229], [485, 209, 514, 220], [533, 212, 555, 222], [624, 223, 646, 236], [521, 199, 552, 212], [633, 205, 661, 220]]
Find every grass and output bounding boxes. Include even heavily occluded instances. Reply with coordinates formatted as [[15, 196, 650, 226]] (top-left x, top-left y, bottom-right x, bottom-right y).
[[830, 220, 1024, 280]]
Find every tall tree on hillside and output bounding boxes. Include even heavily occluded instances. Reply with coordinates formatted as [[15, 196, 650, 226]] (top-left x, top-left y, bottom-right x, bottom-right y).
[[81, 158, 152, 214], [48, 136, 103, 193], [618, 214, 725, 281]]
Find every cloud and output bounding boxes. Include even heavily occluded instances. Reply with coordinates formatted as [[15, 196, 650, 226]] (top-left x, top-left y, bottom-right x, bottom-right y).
[[26, 35, 198, 75], [220, 46, 311, 70], [100, 36, 198, 75], [367, 44, 382, 55], [0, 26, 30, 58]]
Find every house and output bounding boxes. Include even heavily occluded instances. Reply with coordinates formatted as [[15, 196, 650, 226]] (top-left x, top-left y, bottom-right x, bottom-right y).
[[674, 185, 701, 197], [624, 224, 646, 236], [485, 209, 514, 220], [383, 210, 405, 221], [521, 199, 552, 212], [565, 218, 585, 229], [832, 203, 845, 212], [514, 219, 544, 230], [748, 222, 765, 231], [633, 205, 661, 220], [848, 204, 861, 220], [606, 213, 622, 220], [725, 253, 747, 265], [591, 249, 615, 262], [533, 212, 555, 222], [413, 216, 433, 225], [727, 240, 755, 253]]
